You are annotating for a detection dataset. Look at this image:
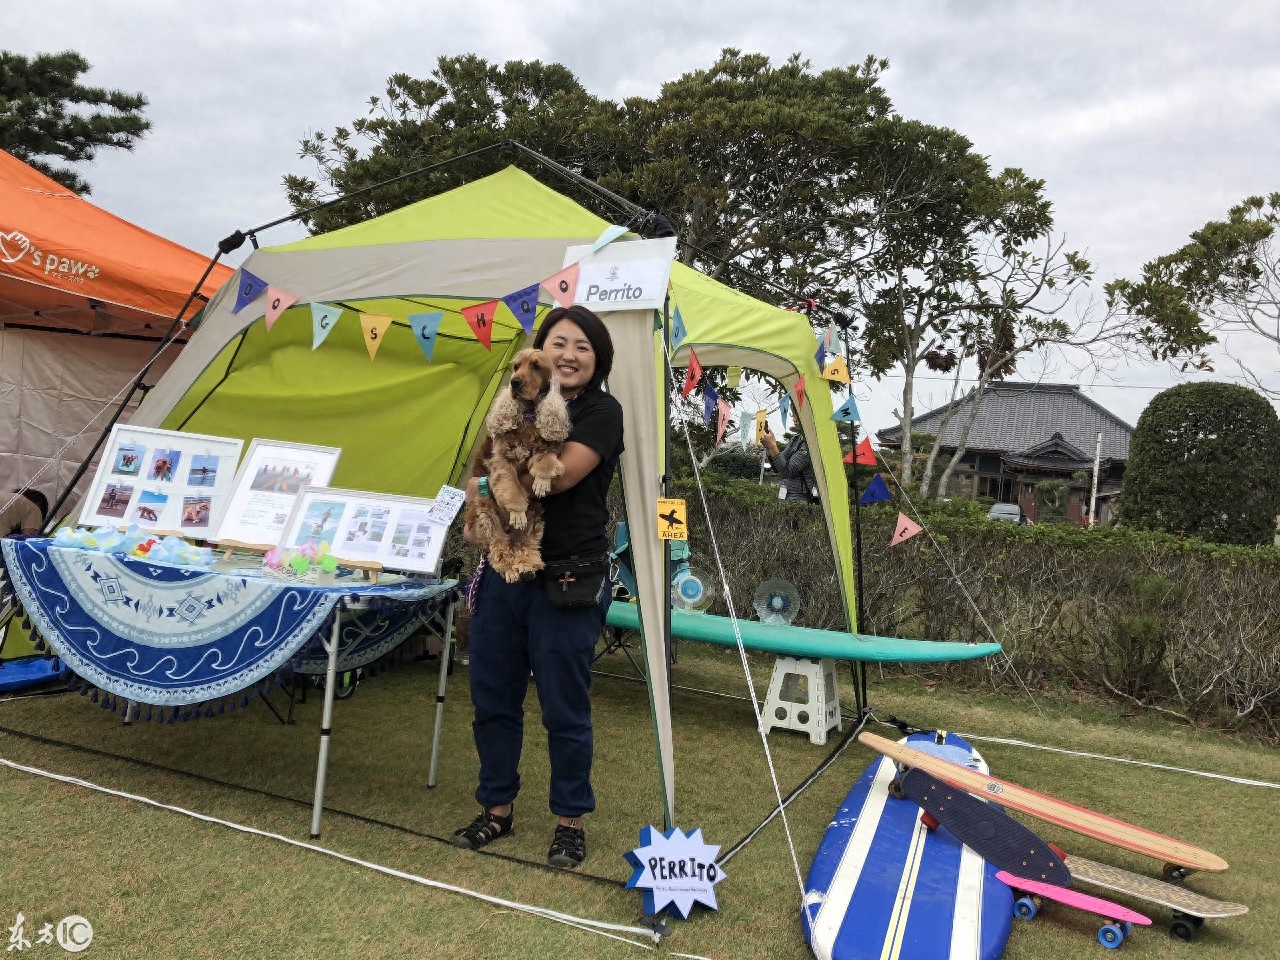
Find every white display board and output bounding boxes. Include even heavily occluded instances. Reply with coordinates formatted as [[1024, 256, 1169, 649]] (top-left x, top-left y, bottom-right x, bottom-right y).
[[280, 486, 448, 575], [79, 425, 244, 535], [212, 439, 342, 549]]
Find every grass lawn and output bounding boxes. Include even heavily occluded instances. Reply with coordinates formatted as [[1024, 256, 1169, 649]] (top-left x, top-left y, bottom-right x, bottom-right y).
[[0, 639, 1276, 960]]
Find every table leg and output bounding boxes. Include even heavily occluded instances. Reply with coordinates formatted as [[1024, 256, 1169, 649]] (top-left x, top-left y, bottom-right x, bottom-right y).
[[310, 609, 342, 838], [427, 600, 456, 788]]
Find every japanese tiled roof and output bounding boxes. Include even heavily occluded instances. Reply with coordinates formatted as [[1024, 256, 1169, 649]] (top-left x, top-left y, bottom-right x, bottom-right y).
[[876, 382, 1133, 460]]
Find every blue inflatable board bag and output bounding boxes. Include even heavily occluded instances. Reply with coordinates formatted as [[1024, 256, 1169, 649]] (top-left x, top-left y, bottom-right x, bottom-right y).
[[0, 656, 68, 693], [803, 731, 1013, 960]]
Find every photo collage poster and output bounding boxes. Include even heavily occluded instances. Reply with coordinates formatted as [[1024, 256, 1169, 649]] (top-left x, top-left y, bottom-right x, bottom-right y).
[[80, 425, 245, 535], [212, 440, 342, 548], [283, 487, 448, 575]]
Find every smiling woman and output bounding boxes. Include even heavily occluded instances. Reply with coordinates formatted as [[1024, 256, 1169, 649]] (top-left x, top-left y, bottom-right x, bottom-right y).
[[454, 304, 624, 870]]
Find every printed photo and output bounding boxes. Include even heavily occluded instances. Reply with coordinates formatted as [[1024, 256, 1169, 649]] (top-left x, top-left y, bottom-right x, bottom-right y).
[[147, 448, 182, 483], [343, 505, 390, 556], [391, 511, 439, 562], [181, 495, 212, 529], [187, 454, 220, 488], [134, 489, 169, 524], [97, 483, 134, 519], [250, 458, 317, 494], [112, 443, 146, 477], [294, 500, 344, 550]]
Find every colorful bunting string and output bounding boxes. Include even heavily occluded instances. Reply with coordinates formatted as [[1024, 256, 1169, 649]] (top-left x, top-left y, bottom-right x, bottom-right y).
[[591, 224, 629, 253], [832, 394, 860, 423], [794, 375, 807, 410], [854, 437, 877, 466], [670, 305, 688, 353], [822, 355, 850, 385], [740, 414, 752, 450], [716, 398, 732, 446], [703, 383, 718, 427], [779, 392, 791, 430], [754, 409, 768, 445], [543, 262, 580, 309]]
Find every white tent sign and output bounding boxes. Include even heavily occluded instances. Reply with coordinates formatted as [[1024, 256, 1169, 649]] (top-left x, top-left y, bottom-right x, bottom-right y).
[[564, 237, 677, 313]]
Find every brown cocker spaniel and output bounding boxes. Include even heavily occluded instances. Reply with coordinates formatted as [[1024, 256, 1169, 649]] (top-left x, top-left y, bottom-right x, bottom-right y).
[[463, 348, 572, 581]]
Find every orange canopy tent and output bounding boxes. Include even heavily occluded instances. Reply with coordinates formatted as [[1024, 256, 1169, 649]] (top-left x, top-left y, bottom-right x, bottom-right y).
[[0, 149, 233, 491]]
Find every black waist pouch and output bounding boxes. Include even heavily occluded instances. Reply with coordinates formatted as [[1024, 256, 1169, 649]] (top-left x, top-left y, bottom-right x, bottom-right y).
[[541, 554, 610, 610]]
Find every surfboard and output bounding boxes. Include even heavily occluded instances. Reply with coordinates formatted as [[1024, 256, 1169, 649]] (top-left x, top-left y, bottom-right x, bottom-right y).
[[803, 731, 1013, 960]]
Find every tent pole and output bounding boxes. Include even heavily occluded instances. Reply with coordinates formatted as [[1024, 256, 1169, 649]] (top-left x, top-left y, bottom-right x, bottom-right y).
[[42, 251, 227, 532], [662, 295, 675, 673], [837, 316, 870, 716]]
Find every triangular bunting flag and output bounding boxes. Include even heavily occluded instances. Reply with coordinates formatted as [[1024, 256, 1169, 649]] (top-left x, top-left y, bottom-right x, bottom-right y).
[[360, 314, 392, 361], [855, 438, 877, 466], [843, 450, 854, 464], [591, 224, 629, 252], [859, 473, 893, 505], [311, 303, 343, 350], [795, 375, 807, 410], [716, 398, 732, 445], [408, 311, 443, 361], [822, 319, 838, 355], [682, 348, 702, 399], [543, 263, 580, 309], [822, 354, 850, 384], [726, 366, 742, 388], [778, 393, 790, 430], [740, 415, 752, 450], [263, 285, 298, 330], [502, 282, 541, 335], [814, 344, 828, 371], [670, 305, 688, 353], [892, 513, 923, 546], [832, 394, 861, 422], [462, 300, 498, 350], [754, 409, 769, 445], [231, 269, 268, 314], [703, 383, 718, 427]]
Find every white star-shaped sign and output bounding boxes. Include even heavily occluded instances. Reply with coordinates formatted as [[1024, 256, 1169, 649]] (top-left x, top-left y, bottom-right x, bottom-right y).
[[624, 825, 725, 919]]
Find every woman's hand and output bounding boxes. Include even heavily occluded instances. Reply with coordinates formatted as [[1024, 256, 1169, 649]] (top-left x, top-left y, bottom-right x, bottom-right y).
[[761, 425, 779, 457]]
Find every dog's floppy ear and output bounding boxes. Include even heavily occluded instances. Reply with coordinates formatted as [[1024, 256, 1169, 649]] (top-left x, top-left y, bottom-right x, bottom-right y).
[[535, 383, 572, 442], [487, 391, 523, 434]]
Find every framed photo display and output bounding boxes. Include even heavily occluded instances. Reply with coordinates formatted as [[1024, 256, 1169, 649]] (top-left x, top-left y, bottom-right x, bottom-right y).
[[281, 486, 448, 575], [212, 439, 342, 549], [79, 425, 245, 535]]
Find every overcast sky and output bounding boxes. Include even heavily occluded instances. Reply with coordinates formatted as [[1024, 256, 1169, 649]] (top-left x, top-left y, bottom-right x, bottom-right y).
[[9, 0, 1280, 436]]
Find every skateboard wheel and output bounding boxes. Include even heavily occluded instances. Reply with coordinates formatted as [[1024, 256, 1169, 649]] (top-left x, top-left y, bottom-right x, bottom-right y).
[[1014, 896, 1038, 920], [1169, 919, 1196, 942], [1119, 921, 1133, 939], [920, 811, 940, 832], [888, 778, 906, 800], [1099, 924, 1123, 948], [1163, 863, 1190, 883]]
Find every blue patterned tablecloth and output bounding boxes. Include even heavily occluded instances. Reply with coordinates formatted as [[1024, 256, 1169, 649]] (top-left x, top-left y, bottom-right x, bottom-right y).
[[0, 539, 455, 706]]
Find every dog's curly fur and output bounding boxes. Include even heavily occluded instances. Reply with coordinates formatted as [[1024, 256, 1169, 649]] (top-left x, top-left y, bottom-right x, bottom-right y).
[[463, 348, 572, 582]]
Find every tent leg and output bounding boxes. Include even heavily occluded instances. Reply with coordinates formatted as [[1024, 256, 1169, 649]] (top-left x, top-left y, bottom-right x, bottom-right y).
[[426, 600, 457, 788], [310, 610, 342, 838]]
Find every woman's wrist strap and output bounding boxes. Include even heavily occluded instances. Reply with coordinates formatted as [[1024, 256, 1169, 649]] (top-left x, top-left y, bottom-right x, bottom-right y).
[[477, 476, 491, 498]]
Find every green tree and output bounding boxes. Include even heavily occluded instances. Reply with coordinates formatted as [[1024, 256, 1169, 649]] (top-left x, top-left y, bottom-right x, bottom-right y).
[[1108, 193, 1277, 395], [1120, 382, 1280, 546], [0, 50, 151, 194]]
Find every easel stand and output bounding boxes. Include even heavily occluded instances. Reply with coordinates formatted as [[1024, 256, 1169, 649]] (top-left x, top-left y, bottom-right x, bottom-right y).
[[761, 656, 842, 745]]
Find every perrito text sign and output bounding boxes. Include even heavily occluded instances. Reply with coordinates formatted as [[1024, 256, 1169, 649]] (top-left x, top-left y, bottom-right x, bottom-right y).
[[563, 237, 677, 313]]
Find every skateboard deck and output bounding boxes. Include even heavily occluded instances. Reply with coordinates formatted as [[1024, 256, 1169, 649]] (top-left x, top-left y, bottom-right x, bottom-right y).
[[901, 768, 1072, 887], [1066, 854, 1247, 942], [859, 731, 1228, 873], [996, 870, 1151, 948]]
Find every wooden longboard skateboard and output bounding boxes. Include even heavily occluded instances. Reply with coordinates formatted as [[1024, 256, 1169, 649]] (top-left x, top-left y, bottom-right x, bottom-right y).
[[901, 768, 1073, 886], [859, 731, 1229, 874], [996, 870, 1151, 949], [1066, 854, 1247, 943]]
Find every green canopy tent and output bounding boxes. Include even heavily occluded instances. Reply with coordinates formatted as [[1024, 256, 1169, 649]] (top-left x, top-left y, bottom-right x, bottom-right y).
[[130, 166, 857, 826]]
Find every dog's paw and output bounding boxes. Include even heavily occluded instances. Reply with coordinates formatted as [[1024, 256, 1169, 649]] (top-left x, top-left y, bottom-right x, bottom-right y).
[[508, 509, 527, 530], [531, 476, 554, 497]]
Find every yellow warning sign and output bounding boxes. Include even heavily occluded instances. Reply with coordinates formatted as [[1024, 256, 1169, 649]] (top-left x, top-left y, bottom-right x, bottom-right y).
[[657, 498, 688, 541]]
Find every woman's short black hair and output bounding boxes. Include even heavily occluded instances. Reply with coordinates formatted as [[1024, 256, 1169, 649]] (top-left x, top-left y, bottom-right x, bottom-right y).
[[532, 305, 614, 392]]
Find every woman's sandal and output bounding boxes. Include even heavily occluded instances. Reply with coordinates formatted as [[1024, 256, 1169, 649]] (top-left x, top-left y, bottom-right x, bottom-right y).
[[450, 808, 514, 850]]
